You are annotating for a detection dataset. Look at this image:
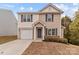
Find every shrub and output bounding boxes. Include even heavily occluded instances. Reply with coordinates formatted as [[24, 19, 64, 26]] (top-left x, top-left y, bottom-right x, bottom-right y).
[[69, 39, 79, 45], [43, 36, 68, 44]]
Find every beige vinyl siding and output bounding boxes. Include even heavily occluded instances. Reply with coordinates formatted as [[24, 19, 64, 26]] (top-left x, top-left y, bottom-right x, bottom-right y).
[[39, 13, 61, 37], [41, 6, 59, 13], [39, 14, 61, 27], [33, 14, 39, 22]]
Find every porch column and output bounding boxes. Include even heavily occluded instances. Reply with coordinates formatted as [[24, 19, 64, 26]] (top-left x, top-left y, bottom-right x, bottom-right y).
[[42, 27, 45, 40], [34, 27, 36, 40]]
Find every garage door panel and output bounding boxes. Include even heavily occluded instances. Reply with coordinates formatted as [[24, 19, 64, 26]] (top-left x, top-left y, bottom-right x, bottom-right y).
[[21, 29, 32, 39]]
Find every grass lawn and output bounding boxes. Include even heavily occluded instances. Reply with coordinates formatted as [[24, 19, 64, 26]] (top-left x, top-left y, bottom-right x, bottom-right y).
[[0, 36, 17, 44], [22, 42, 79, 55]]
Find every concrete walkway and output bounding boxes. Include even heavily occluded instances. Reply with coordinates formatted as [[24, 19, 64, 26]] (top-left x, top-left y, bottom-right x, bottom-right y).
[[0, 40, 32, 55]]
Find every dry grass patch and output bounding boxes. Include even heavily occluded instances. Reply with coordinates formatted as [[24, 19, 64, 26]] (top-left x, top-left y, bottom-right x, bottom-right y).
[[0, 35, 17, 44], [22, 42, 79, 55]]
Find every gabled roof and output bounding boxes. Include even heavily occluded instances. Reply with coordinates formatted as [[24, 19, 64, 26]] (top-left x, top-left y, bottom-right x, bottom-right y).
[[17, 3, 64, 14], [33, 20, 46, 27], [39, 3, 63, 13]]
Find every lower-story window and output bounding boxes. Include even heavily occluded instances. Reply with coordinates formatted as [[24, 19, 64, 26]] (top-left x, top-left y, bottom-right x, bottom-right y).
[[48, 29, 52, 35], [47, 28, 57, 36], [52, 28, 57, 35]]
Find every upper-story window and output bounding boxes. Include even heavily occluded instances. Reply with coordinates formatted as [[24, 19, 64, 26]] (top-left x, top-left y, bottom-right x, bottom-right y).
[[26, 14, 32, 22], [21, 14, 32, 22], [21, 14, 26, 22], [46, 13, 53, 22]]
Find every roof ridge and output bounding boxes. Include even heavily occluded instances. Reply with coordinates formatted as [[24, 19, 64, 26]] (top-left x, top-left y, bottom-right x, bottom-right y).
[[39, 3, 63, 13]]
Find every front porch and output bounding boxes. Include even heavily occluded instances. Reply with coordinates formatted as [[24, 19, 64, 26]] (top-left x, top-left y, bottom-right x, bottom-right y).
[[32, 20, 61, 41], [33, 21, 46, 40]]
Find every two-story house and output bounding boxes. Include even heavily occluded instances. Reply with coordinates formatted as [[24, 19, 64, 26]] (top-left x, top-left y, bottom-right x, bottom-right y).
[[17, 3, 64, 40]]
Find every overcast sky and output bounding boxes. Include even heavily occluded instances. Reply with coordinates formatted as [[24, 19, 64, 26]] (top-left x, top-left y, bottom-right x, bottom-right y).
[[0, 3, 79, 19]]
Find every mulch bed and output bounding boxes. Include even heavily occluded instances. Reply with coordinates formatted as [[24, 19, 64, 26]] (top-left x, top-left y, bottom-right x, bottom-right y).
[[22, 42, 79, 55]]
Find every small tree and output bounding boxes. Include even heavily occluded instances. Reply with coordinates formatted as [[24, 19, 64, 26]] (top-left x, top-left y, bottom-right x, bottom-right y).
[[69, 15, 79, 40], [61, 16, 71, 43], [64, 25, 71, 43], [61, 16, 71, 27]]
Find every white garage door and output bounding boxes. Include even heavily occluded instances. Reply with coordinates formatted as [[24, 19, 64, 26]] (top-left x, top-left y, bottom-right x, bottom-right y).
[[21, 29, 32, 39]]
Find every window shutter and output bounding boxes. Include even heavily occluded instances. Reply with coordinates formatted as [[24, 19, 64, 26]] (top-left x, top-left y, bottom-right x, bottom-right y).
[[46, 14, 47, 22], [52, 29, 55, 35], [52, 14, 53, 22], [56, 28, 57, 36], [31, 14, 32, 22], [21, 15, 23, 22]]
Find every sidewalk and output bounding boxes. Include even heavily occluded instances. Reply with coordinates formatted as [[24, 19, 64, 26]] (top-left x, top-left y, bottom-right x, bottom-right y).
[[0, 40, 32, 55]]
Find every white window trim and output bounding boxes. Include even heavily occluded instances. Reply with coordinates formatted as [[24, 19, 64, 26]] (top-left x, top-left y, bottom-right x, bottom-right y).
[[46, 13, 53, 22], [47, 28, 57, 36], [26, 14, 32, 22], [21, 14, 32, 22], [47, 29, 52, 35], [21, 14, 26, 22]]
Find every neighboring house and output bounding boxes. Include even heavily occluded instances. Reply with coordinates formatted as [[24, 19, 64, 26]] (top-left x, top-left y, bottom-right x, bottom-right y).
[[18, 3, 64, 40], [0, 9, 17, 36]]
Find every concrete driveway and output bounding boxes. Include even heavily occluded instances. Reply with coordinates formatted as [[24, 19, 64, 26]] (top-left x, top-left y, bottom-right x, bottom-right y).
[[0, 40, 32, 55]]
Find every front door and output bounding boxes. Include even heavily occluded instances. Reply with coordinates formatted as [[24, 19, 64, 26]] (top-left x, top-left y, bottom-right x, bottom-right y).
[[37, 27, 42, 38]]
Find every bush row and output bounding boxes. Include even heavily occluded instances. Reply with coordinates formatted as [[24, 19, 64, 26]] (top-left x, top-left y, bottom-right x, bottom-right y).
[[43, 36, 68, 44], [69, 39, 79, 45]]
